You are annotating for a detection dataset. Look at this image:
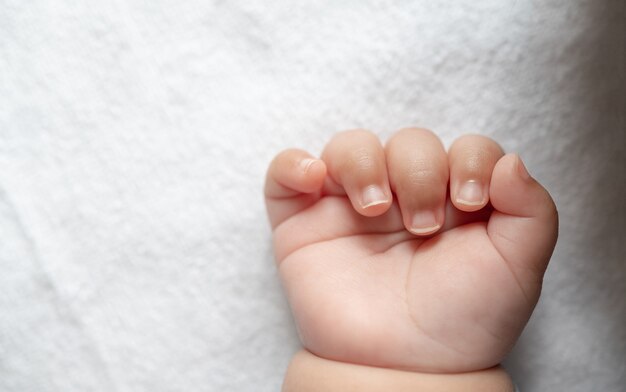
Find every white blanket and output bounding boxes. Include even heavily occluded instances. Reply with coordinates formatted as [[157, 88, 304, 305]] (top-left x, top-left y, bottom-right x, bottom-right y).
[[0, 1, 623, 391]]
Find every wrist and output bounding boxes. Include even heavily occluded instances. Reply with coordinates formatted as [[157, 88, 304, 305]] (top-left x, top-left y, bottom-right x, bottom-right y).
[[283, 350, 514, 392]]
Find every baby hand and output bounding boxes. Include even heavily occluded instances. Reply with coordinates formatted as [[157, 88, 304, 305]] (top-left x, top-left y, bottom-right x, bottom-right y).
[[265, 129, 558, 373]]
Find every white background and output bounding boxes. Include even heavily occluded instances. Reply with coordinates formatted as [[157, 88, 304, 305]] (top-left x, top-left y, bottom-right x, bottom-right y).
[[0, 1, 624, 391]]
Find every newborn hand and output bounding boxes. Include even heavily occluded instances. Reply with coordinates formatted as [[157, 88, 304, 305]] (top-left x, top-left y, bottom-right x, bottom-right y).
[[265, 129, 557, 373]]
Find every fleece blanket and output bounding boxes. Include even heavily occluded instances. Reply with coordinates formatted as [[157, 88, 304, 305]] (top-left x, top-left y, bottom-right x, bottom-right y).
[[0, 1, 624, 391]]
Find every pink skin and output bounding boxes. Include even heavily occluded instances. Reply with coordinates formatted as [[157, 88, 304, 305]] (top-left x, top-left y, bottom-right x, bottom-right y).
[[265, 129, 558, 373]]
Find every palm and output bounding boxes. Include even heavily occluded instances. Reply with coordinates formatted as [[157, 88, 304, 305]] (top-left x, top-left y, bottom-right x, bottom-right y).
[[276, 195, 533, 372]]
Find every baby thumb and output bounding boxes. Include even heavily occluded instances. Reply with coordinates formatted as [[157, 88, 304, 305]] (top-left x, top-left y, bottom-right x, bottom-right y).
[[487, 154, 558, 303]]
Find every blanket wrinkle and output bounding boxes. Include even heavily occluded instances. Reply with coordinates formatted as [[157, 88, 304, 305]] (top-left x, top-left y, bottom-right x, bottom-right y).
[[0, 187, 120, 392]]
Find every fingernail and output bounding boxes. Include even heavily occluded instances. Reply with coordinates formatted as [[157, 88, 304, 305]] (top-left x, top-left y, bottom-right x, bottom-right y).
[[299, 158, 319, 173], [516, 155, 531, 180], [456, 180, 485, 206], [361, 185, 388, 208], [410, 210, 440, 235]]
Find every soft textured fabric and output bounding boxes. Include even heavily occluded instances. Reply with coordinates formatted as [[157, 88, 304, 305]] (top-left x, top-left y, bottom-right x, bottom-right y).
[[0, 1, 623, 391]]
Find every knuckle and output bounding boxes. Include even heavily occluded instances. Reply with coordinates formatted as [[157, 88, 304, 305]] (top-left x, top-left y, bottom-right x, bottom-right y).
[[408, 170, 437, 185], [452, 134, 504, 155], [392, 127, 435, 141], [277, 148, 304, 161], [405, 159, 447, 186], [463, 151, 490, 173], [273, 149, 309, 173], [334, 129, 375, 142], [341, 147, 376, 172], [407, 168, 442, 186]]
